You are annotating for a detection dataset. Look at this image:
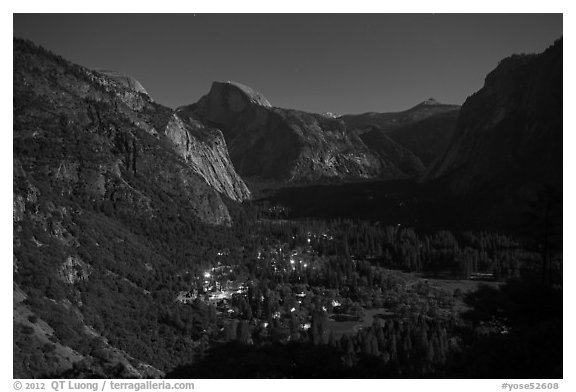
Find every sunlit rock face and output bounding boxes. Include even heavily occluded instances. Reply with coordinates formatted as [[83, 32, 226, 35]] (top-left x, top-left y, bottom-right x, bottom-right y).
[[424, 39, 562, 196], [164, 112, 251, 202], [185, 81, 425, 183]]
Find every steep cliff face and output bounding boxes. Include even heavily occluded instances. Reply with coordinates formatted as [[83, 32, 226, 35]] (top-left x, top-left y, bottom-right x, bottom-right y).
[[186, 81, 424, 182], [164, 112, 251, 201], [424, 39, 562, 196]]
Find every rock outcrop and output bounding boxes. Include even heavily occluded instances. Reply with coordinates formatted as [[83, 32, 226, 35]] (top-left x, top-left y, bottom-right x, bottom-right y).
[[58, 256, 92, 284], [164, 112, 251, 201], [186, 81, 425, 182], [97, 69, 151, 98], [423, 39, 562, 196]]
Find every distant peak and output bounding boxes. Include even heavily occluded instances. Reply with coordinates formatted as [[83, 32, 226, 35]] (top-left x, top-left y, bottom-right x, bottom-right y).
[[420, 98, 442, 106]]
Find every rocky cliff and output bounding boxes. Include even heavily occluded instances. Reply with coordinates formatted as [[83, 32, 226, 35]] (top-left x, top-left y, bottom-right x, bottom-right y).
[[424, 39, 562, 196], [186, 81, 424, 183], [164, 112, 251, 201]]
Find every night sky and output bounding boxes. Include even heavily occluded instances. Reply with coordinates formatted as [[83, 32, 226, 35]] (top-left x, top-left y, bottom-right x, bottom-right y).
[[13, 14, 562, 114]]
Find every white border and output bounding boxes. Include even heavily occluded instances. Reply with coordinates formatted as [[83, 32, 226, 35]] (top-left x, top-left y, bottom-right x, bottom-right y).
[[3, 3, 571, 391]]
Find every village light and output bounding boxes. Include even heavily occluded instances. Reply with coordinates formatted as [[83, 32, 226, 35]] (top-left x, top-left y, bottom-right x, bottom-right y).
[[204, 272, 211, 278]]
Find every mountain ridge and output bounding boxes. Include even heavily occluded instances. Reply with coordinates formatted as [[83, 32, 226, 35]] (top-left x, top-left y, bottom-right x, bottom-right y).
[[340, 99, 460, 131], [339, 99, 461, 166], [185, 80, 426, 183]]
